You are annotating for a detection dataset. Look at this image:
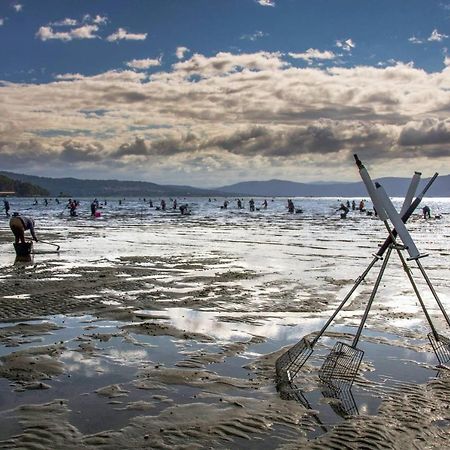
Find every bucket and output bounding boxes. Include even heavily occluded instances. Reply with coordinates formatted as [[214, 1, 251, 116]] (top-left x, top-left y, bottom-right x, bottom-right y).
[[13, 242, 33, 256]]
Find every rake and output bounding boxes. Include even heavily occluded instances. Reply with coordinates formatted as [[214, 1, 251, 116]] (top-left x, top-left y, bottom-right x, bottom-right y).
[[357, 157, 450, 365], [275, 170, 438, 388], [39, 240, 61, 252], [375, 182, 450, 366], [318, 159, 449, 386], [318, 244, 393, 386]]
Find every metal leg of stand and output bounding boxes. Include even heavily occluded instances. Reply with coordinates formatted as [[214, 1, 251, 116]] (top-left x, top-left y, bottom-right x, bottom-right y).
[[415, 259, 450, 328]]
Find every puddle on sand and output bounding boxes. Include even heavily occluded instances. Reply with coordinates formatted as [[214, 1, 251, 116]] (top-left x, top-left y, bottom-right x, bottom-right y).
[[0, 311, 445, 445], [279, 325, 440, 439], [0, 313, 255, 440]]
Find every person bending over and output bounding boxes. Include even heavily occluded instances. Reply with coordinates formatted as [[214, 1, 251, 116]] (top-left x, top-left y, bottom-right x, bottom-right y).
[[9, 212, 38, 244]]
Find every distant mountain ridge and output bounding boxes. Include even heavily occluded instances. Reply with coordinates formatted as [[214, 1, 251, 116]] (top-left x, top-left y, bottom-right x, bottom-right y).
[[217, 176, 450, 197], [1, 171, 449, 198], [0, 172, 230, 198]]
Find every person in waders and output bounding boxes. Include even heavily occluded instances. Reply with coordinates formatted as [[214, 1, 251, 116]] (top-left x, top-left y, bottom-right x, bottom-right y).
[[337, 203, 350, 219], [3, 199, 10, 217], [422, 205, 431, 219], [9, 213, 38, 243]]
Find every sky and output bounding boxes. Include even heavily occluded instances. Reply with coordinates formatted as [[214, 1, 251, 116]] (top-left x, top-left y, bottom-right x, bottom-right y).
[[0, 0, 449, 187]]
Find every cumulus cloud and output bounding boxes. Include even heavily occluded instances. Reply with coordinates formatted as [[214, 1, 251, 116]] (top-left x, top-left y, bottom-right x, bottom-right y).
[[428, 29, 449, 42], [59, 140, 104, 162], [126, 58, 162, 69], [114, 137, 149, 158], [12, 3, 23, 12], [289, 49, 336, 63], [399, 119, 450, 146], [36, 24, 99, 41], [335, 38, 355, 52], [106, 28, 147, 42], [37, 14, 109, 42], [83, 14, 108, 25], [240, 30, 268, 41], [175, 46, 189, 60], [1, 52, 449, 184], [256, 0, 275, 6], [0, 18, 4, 26], [408, 30, 448, 45], [172, 51, 287, 78]]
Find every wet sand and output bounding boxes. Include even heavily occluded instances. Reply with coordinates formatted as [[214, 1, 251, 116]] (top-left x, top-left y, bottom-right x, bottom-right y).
[[0, 205, 449, 448]]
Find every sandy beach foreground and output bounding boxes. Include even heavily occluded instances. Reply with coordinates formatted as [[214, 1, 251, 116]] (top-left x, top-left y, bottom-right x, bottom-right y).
[[0, 200, 450, 449]]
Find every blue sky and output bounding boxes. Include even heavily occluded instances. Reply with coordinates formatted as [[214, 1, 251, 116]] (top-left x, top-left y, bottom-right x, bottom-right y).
[[0, 0, 449, 185]]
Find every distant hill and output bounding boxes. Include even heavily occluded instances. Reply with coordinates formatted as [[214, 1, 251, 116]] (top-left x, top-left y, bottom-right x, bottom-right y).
[[0, 174, 49, 197], [218, 175, 450, 197], [0, 172, 231, 198], [1, 171, 449, 199]]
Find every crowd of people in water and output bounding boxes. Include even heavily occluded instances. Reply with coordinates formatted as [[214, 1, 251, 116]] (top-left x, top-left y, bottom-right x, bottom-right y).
[[1, 194, 441, 260], [3, 196, 437, 220]]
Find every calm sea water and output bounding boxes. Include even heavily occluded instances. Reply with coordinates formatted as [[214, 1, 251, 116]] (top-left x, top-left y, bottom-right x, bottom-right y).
[[2, 196, 449, 228]]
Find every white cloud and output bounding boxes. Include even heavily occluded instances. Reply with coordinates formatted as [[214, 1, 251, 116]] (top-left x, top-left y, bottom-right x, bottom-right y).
[[83, 14, 108, 25], [256, 0, 275, 6], [176, 46, 190, 60], [12, 3, 23, 12], [444, 55, 450, 66], [335, 38, 355, 52], [70, 24, 99, 40], [240, 30, 268, 41], [171, 51, 288, 78], [289, 48, 336, 63], [428, 29, 449, 42], [36, 24, 99, 41], [106, 28, 147, 42], [1, 53, 450, 185], [51, 18, 78, 27], [0, 18, 4, 26], [55, 73, 86, 81], [36, 27, 71, 42], [408, 36, 424, 45], [126, 58, 162, 69], [38, 15, 108, 41]]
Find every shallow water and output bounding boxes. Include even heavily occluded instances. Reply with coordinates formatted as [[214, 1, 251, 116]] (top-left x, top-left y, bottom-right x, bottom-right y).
[[0, 196, 449, 447], [0, 311, 441, 441]]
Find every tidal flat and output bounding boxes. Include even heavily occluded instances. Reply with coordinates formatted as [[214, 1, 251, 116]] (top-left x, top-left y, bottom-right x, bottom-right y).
[[0, 197, 449, 449]]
